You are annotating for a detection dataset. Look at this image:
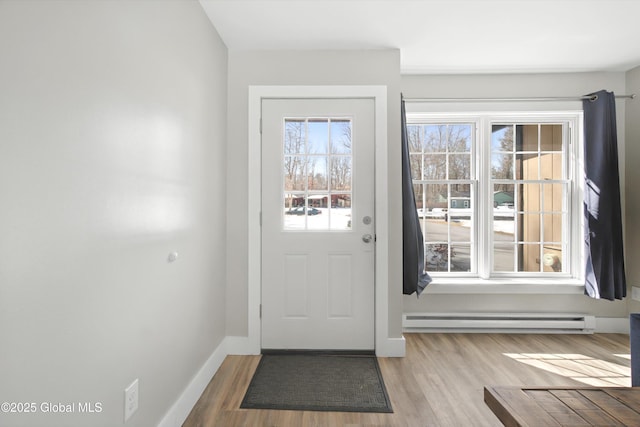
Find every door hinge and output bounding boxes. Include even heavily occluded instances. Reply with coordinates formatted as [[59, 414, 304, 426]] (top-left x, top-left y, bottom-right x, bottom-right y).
[[259, 211, 262, 226], [259, 117, 262, 134], [259, 304, 262, 319]]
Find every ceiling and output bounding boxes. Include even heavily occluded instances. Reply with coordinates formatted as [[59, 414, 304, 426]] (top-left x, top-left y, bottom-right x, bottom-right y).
[[199, 0, 640, 74]]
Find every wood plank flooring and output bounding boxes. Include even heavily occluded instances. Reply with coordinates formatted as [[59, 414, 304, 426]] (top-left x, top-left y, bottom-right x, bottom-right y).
[[182, 333, 630, 427]]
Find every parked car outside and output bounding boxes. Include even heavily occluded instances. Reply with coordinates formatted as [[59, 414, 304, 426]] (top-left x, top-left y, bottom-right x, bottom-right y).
[[417, 207, 448, 219], [285, 206, 322, 216]]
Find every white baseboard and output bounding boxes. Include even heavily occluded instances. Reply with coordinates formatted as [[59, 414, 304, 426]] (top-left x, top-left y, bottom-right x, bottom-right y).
[[596, 317, 629, 334], [157, 337, 229, 427], [225, 335, 260, 355], [376, 336, 406, 357]]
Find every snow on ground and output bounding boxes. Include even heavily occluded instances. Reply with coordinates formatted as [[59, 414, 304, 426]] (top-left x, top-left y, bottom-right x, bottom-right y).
[[459, 219, 514, 234], [283, 208, 352, 230]]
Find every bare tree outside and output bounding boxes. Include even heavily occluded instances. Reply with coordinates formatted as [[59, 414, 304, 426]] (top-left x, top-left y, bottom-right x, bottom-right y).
[[284, 120, 306, 191], [492, 125, 514, 192], [330, 120, 352, 192]]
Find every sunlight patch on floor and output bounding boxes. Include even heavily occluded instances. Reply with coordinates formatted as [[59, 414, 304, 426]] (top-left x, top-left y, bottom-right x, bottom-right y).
[[503, 353, 630, 387]]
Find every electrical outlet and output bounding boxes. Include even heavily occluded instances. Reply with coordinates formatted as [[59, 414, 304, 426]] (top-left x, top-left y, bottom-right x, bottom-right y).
[[124, 379, 139, 422], [632, 286, 640, 302]]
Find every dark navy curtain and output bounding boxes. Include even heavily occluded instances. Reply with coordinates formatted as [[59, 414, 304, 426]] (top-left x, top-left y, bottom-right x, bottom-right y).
[[401, 99, 432, 296], [583, 90, 626, 300]]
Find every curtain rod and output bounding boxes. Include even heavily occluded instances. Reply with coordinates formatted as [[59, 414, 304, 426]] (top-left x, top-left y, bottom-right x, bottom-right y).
[[403, 94, 636, 103]]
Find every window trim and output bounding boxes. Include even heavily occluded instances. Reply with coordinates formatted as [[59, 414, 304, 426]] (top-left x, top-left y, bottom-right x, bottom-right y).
[[407, 110, 584, 289]]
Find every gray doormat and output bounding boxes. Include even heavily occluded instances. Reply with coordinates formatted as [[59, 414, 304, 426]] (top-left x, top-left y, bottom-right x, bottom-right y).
[[240, 353, 393, 413]]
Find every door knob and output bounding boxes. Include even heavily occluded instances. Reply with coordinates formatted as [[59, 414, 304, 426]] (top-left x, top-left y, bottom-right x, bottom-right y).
[[362, 234, 373, 243]]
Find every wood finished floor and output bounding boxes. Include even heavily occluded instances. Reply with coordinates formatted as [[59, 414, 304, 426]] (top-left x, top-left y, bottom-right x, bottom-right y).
[[182, 333, 630, 427]]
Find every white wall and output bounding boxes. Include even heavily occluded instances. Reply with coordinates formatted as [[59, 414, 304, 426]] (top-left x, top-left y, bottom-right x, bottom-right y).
[[626, 66, 640, 315], [0, 1, 227, 426], [402, 72, 629, 320], [225, 49, 405, 339]]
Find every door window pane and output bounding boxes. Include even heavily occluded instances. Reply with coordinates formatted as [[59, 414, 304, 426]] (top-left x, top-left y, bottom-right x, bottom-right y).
[[330, 120, 352, 154], [329, 194, 351, 231], [308, 120, 329, 154], [330, 157, 351, 191], [284, 120, 306, 155], [307, 157, 328, 191], [284, 156, 306, 191]]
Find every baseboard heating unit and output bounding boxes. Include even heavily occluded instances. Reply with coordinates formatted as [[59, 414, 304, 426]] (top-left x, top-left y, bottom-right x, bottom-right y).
[[403, 313, 596, 334]]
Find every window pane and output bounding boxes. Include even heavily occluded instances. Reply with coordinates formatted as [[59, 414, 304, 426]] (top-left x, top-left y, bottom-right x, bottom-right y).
[[329, 195, 351, 230], [542, 213, 563, 243], [284, 205, 306, 230], [493, 184, 515, 208], [307, 157, 327, 190], [407, 125, 422, 152], [517, 152, 539, 179], [540, 124, 562, 151], [492, 125, 513, 152], [493, 183, 515, 237], [330, 120, 351, 154], [493, 205, 515, 234], [452, 221, 472, 243], [540, 153, 563, 180], [308, 119, 328, 154], [492, 153, 513, 179], [284, 156, 306, 191], [305, 196, 329, 229], [447, 125, 472, 152], [424, 154, 446, 180], [518, 213, 541, 242], [424, 217, 448, 242], [284, 120, 306, 155], [449, 154, 471, 179], [542, 183, 564, 212], [542, 247, 562, 272], [518, 124, 538, 151], [519, 183, 540, 211], [451, 245, 471, 272], [426, 244, 450, 272], [425, 183, 448, 212], [449, 183, 472, 220], [520, 243, 541, 272], [493, 242, 515, 272], [423, 125, 448, 152], [330, 157, 351, 191]]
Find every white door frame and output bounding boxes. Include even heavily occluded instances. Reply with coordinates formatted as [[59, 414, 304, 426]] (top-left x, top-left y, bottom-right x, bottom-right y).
[[247, 85, 398, 356]]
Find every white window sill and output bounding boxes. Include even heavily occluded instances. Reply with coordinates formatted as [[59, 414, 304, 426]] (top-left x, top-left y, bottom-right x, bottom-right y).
[[421, 278, 585, 295]]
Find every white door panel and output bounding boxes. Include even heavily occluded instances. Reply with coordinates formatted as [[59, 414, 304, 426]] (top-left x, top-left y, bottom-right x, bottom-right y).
[[261, 98, 375, 350]]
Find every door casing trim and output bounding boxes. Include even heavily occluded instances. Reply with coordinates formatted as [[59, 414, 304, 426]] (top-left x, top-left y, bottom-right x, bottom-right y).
[[246, 85, 400, 356]]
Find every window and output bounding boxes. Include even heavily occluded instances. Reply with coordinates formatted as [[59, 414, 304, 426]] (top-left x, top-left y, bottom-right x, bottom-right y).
[[283, 118, 352, 231], [408, 112, 582, 281]]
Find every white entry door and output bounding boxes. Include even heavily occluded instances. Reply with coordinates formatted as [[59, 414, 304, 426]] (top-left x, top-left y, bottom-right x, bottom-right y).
[[261, 98, 375, 350]]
